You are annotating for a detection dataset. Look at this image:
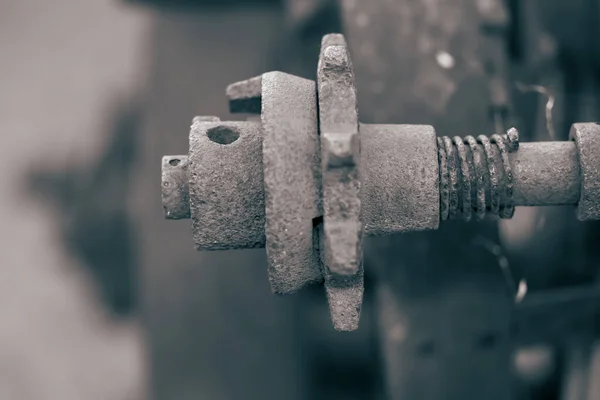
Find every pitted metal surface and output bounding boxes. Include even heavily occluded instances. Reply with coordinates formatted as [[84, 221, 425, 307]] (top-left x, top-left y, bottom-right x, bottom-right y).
[[189, 119, 265, 250], [361, 124, 439, 235], [319, 226, 364, 331], [571, 123, 600, 221], [261, 71, 323, 294], [161, 155, 190, 220], [437, 131, 520, 221], [510, 142, 580, 206], [168, 126, 594, 239], [161, 32, 600, 332], [226, 75, 262, 114], [317, 34, 365, 330], [317, 34, 363, 278]]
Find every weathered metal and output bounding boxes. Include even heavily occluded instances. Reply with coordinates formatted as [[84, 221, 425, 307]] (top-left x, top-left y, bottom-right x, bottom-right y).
[[570, 123, 600, 221], [162, 33, 600, 333], [226, 76, 262, 114], [511, 142, 580, 206], [161, 155, 190, 220], [261, 71, 323, 294], [316, 34, 364, 331], [189, 119, 265, 250], [360, 123, 439, 235], [165, 128, 591, 233]]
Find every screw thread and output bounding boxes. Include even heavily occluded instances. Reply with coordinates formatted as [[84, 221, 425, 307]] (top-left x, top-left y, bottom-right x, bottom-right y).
[[437, 128, 519, 221]]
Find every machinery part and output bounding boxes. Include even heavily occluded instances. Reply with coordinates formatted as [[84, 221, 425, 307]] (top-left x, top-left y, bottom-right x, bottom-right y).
[[317, 34, 364, 330], [260, 71, 322, 294], [437, 131, 519, 221], [162, 155, 190, 220], [570, 123, 600, 221], [161, 34, 600, 331], [317, 34, 362, 277], [166, 130, 584, 235], [188, 119, 265, 250]]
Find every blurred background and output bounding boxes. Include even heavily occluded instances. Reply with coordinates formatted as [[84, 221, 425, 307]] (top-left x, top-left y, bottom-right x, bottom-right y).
[[1, 0, 600, 399]]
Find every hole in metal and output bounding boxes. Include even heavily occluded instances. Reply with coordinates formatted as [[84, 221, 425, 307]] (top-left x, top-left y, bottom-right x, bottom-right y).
[[207, 126, 240, 145], [169, 159, 180, 166]]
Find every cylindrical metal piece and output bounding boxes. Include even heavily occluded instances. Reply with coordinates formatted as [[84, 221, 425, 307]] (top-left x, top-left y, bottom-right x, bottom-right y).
[[510, 142, 580, 206], [361, 123, 440, 235], [570, 123, 600, 221], [162, 124, 590, 250], [437, 134, 581, 220]]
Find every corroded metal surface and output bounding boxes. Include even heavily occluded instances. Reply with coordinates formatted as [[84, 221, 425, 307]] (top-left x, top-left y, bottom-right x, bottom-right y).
[[317, 34, 363, 277], [571, 123, 600, 221], [161, 155, 190, 220], [165, 130, 592, 224], [511, 142, 580, 206], [226, 75, 262, 114], [361, 124, 439, 235], [438, 132, 519, 221], [317, 34, 364, 331], [163, 133, 587, 228], [189, 119, 265, 250], [261, 71, 323, 294], [161, 27, 600, 335]]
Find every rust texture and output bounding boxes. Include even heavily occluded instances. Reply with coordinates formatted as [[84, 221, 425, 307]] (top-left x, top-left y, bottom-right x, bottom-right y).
[[188, 119, 265, 250], [160, 31, 600, 335], [510, 142, 580, 206], [317, 34, 363, 276], [163, 132, 586, 231], [571, 123, 600, 221], [360, 123, 440, 235], [436, 132, 582, 216], [161, 155, 190, 220], [226, 75, 262, 114], [261, 71, 323, 294], [317, 34, 364, 331]]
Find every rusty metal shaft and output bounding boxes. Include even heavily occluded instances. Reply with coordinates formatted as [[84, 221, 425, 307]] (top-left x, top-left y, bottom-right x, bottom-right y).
[[160, 33, 600, 331], [437, 132, 580, 222], [163, 135, 582, 223]]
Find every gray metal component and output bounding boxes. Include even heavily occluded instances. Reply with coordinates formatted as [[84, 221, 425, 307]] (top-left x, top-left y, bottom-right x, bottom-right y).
[[189, 119, 266, 250], [511, 142, 580, 206], [226, 75, 262, 114], [438, 131, 521, 221], [318, 225, 364, 331], [159, 29, 600, 334], [317, 34, 364, 331], [317, 33, 363, 277], [162, 134, 590, 229], [261, 71, 323, 294], [361, 124, 440, 235], [570, 123, 600, 221], [162, 155, 190, 220]]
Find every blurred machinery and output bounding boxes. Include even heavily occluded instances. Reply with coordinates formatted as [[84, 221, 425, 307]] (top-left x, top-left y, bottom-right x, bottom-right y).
[[140, 0, 600, 399]]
